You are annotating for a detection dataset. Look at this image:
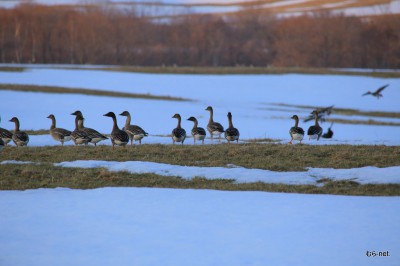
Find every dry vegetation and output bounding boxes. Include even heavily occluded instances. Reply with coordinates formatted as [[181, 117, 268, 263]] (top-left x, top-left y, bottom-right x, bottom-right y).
[[272, 103, 400, 119], [2, 144, 400, 171], [1, 163, 399, 196], [1, 144, 400, 168], [263, 103, 400, 126], [0, 4, 399, 68], [77, 66, 400, 78], [1, 144, 399, 195], [0, 84, 190, 101]]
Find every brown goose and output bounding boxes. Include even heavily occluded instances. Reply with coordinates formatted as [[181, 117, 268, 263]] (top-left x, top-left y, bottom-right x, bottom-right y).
[[187, 116, 206, 145], [289, 115, 304, 144], [224, 112, 240, 144], [71, 114, 91, 145], [71, 110, 107, 146], [119, 111, 148, 145], [9, 117, 29, 146], [205, 106, 224, 141], [0, 116, 13, 146], [47, 114, 72, 146], [103, 112, 129, 149], [307, 110, 323, 140], [172, 114, 186, 145]]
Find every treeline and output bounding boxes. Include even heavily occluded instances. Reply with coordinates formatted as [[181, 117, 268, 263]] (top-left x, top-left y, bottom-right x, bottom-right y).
[[1, 3, 399, 68]]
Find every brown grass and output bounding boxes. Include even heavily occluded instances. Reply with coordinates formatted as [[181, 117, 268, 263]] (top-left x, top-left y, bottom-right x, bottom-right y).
[[1, 144, 399, 172], [1, 163, 399, 196], [269, 103, 400, 119], [0, 84, 191, 102], [0, 67, 25, 72], [61, 66, 400, 78]]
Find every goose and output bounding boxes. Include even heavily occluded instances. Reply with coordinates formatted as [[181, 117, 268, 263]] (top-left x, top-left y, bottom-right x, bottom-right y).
[[71, 114, 91, 145], [187, 116, 206, 144], [307, 110, 323, 140], [205, 106, 224, 141], [288, 115, 304, 144], [224, 112, 240, 144], [322, 122, 334, 139], [9, 117, 29, 146], [47, 114, 72, 146], [71, 110, 107, 146], [171, 114, 186, 144], [362, 84, 388, 99], [0, 137, 4, 151], [119, 111, 148, 145], [103, 112, 129, 149], [0, 116, 13, 146]]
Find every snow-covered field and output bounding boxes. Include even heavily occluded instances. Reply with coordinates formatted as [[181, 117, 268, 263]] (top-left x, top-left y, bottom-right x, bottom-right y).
[[1, 65, 400, 265], [1, 66, 400, 146], [0, 187, 399, 266]]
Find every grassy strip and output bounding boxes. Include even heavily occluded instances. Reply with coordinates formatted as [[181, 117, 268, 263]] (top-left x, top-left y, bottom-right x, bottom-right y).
[[0, 67, 25, 72], [325, 118, 400, 126], [0, 163, 398, 196], [24, 129, 49, 135], [58, 66, 400, 78], [0, 84, 191, 102], [270, 103, 400, 119], [1, 144, 399, 171]]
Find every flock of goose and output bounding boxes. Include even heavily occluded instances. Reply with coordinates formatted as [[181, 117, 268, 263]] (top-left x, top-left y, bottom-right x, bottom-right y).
[[0, 106, 330, 150]]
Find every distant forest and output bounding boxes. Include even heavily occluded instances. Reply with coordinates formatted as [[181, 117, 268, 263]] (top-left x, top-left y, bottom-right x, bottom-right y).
[[1, 4, 399, 68]]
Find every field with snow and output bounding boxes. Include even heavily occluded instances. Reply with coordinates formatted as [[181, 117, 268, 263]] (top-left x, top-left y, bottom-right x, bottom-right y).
[[1, 65, 399, 265]]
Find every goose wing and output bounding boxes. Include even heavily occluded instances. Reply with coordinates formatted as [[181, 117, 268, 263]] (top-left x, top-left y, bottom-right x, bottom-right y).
[[375, 84, 389, 94], [307, 125, 323, 136], [208, 122, 224, 133], [173, 128, 186, 138], [0, 127, 13, 139], [192, 127, 206, 136], [82, 127, 108, 140], [225, 127, 240, 137], [125, 125, 148, 136], [111, 129, 129, 144], [290, 126, 304, 135]]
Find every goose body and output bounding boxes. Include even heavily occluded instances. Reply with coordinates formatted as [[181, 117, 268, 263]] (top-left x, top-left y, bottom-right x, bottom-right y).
[[71, 115, 91, 145], [322, 123, 334, 139], [224, 112, 240, 144], [72, 111, 107, 146], [172, 114, 186, 144], [0, 138, 4, 151], [307, 111, 323, 140], [9, 117, 29, 146], [205, 106, 224, 141], [47, 114, 72, 146], [187, 116, 206, 144], [289, 115, 304, 144], [0, 116, 12, 145], [119, 111, 148, 145], [0, 127, 12, 146], [103, 112, 129, 149]]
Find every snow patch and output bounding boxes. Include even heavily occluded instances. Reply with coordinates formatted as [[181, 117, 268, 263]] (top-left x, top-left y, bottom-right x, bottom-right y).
[[54, 160, 400, 185]]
